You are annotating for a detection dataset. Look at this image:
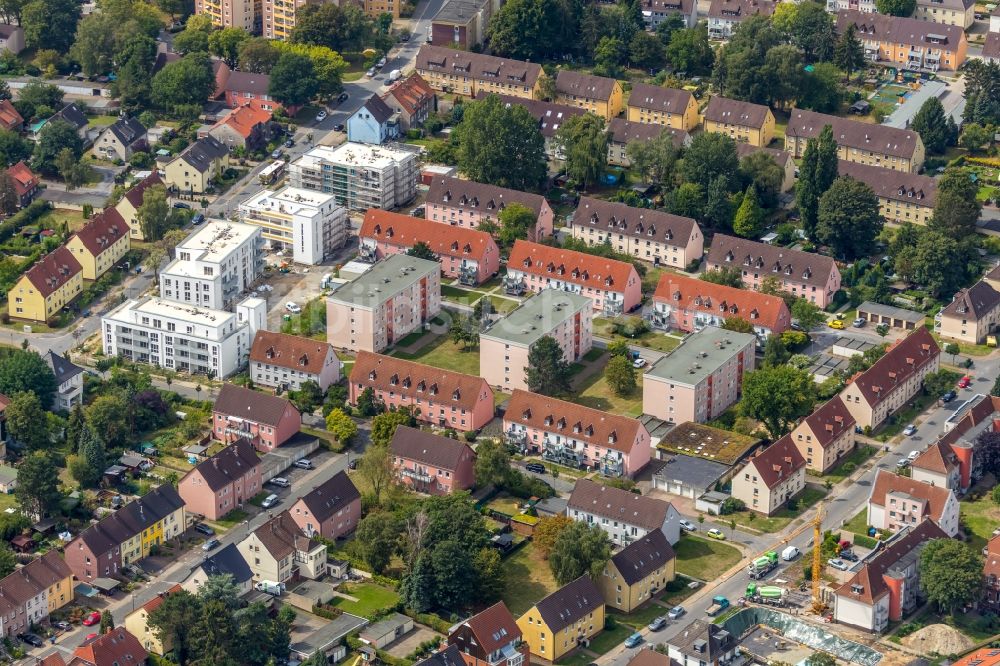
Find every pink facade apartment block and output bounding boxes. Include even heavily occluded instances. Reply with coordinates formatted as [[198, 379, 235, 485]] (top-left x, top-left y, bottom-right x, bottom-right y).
[[211, 383, 301, 453], [504, 389, 651, 477], [390, 425, 476, 494], [326, 253, 442, 354], [504, 240, 642, 316], [706, 234, 842, 308], [350, 351, 495, 432], [359, 209, 500, 286], [178, 438, 262, 521], [425, 176, 554, 241], [288, 471, 361, 540]]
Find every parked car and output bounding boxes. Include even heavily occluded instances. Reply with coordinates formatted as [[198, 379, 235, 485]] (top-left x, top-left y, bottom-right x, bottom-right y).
[[624, 633, 644, 649], [377, 57, 387, 68], [191, 213, 205, 225], [366, 67, 376, 77], [706, 528, 726, 540], [85, 633, 98, 641], [294, 459, 314, 470], [316, 110, 328, 122], [907, 449, 920, 461], [524, 462, 546, 474], [284, 138, 294, 148], [852, 318, 866, 328], [172, 202, 191, 209], [18, 633, 44, 647], [679, 519, 697, 532], [54, 621, 71, 631], [270, 477, 290, 488], [959, 375, 972, 388], [202, 538, 221, 551], [285, 302, 302, 313], [827, 558, 849, 571], [839, 550, 859, 562], [828, 319, 845, 330], [903, 424, 917, 436], [647, 617, 667, 632], [338, 92, 349, 103], [82, 611, 101, 626], [348, 459, 358, 470], [667, 606, 686, 620], [194, 523, 215, 536], [333, 123, 345, 132], [895, 458, 910, 469], [271, 149, 283, 159], [633, 358, 647, 369], [941, 390, 957, 403], [261, 493, 279, 509]]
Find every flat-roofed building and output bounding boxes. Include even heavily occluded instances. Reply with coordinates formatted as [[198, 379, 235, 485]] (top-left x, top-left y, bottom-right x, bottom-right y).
[[643, 326, 756, 424], [626, 84, 699, 131], [326, 254, 441, 353], [857, 301, 926, 331], [785, 108, 925, 173], [702, 97, 775, 147], [289, 143, 418, 211], [430, 0, 499, 49], [480, 289, 592, 392], [836, 160, 936, 225], [415, 45, 545, 100], [239, 186, 349, 265]]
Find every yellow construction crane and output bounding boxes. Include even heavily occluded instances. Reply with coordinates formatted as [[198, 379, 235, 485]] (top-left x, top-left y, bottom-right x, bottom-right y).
[[811, 501, 827, 615]]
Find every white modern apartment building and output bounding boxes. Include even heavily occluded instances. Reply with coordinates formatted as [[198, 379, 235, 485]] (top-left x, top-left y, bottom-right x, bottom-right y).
[[239, 186, 349, 266], [160, 221, 264, 311], [102, 296, 265, 378], [289, 143, 418, 211]]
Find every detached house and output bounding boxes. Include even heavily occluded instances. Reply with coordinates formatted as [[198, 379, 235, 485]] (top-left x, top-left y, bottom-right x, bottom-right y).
[[785, 108, 925, 173], [554, 71, 624, 121], [936, 281, 1000, 345], [914, 0, 975, 27], [731, 436, 807, 515], [182, 542, 254, 597], [347, 95, 399, 145], [211, 383, 302, 452], [425, 176, 555, 241], [115, 172, 165, 240], [9, 246, 83, 323], [207, 105, 274, 151], [69, 629, 149, 666], [178, 438, 262, 521], [0, 100, 22, 131], [163, 136, 230, 194], [667, 620, 739, 666], [707, 0, 776, 38], [567, 478, 680, 544], [287, 471, 361, 540], [220, 70, 286, 114], [506, 392, 652, 479], [702, 97, 775, 147], [390, 426, 476, 495], [599, 530, 675, 612], [250, 330, 341, 392], [867, 469, 959, 536], [238, 510, 327, 583], [449, 601, 528, 666], [95, 117, 147, 161], [382, 73, 437, 132], [641, 0, 697, 28], [516, 576, 605, 661], [124, 584, 181, 655], [44, 350, 84, 411], [65, 209, 130, 281], [626, 84, 699, 131], [788, 396, 857, 473], [571, 197, 703, 269], [5, 161, 38, 208]]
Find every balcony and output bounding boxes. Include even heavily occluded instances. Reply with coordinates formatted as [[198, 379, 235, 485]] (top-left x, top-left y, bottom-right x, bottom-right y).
[[601, 453, 625, 478], [401, 468, 433, 483], [543, 441, 583, 467], [649, 311, 670, 331], [503, 276, 526, 296], [505, 429, 527, 450], [459, 264, 478, 286], [603, 300, 625, 317], [359, 244, 378, 263]]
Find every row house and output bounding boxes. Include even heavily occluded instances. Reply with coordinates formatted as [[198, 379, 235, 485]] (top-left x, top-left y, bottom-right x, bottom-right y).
[[65, 208, 131, 281], [350, 352, 496, 432], [288, 471, 361, 540], [642, 326, 757, 424], [936, 281, 1000, 345], [9, 247, 83, 324], [606, 118, 689, 168], [480, 289, 592, 393], [650, 272, 790, 341], [425, 175, 555, 241], [237, 510, 327, 584], [706, 234, 842, 307], [504, 240, 641, 316], [554, 71, 624, 121], [0, 551, 73, 638], [211, 383, 302, 452], [326, 254, 441, 353], [840, 327, 940, 430], [626, 83, 699, 131], [788, 396, 857, 473], [415, 45, 545, 100], [449, 601, 527, 666], [641, 0, 697, 28], [834, 520, 947, 632], [430, 0, 497, 51], [481, 92, 585, 160], [598, 530, 675, 612], [836, 9, 967, 71], [517, 576, 605, 661], [667, 620, 738, 666], [359, 209, 500, 286], [571, 197, 702, 269], [910, 440, 962, 491], [707, 0, 776, 39], [836, 160, 936, 225], [65, 485, 186, 582], [250, 330, 341, 393], [702, 96, 776, 147], [178, 437, 262, 521], [382, 73, 437, 132], [505, 391, 652, 478], [867, 469, 959, 536], [218, 70, 287, 115], [573, 480, 680, 539], [390, 426, 476, 495], [785, 107, 925, 172], [731, 436, 807, 516]]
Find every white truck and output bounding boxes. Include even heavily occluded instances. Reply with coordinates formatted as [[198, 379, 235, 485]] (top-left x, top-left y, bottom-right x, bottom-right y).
[[388, 69, 402, 82], [255, 580, 286, 596]]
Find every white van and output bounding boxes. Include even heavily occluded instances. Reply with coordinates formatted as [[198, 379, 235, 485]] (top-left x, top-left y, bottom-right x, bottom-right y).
[[781, 546, 800, 561]]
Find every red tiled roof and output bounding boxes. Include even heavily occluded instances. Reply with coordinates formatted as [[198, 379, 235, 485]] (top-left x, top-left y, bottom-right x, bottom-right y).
[[249, 330, 338, 374], [937, 395, 1000, 448], [911, 440, 959, 475], [0, 99, 22, 130], [455, 602, 522, 655], [72, 629, 148, 666], [140, 583, 182, 614], [383, 73, 435, 116], [122, 171, 164, 209], [652, 272, 789, 332], [71, 208, 127, 257], [506, 389, 645, 455], [508, 239, 638, 293], [22, 246, 82, 298], [350, 351, 493, 414], [953, 649, 1000, 666], [361, 209, 497, 263], [848, 328, 939, 406], [746, 435, 806, 489], [212, 104, 272, 139], [6, 160, 36, 197], [869, 469, 954, 523], [801, 396, 855, 450], [984, 536, 1000, 582]]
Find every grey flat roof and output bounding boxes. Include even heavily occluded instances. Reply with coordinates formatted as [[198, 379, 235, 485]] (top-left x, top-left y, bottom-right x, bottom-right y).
[[808, 353, 853, 378], [327, 254, 439, 308], [480, 289, 590, 347], [832, 336, 877, 354], [645, 326, 756, 386], [433, 0, 490, 23], [654, 454, 730, 492], [290, 612, 367, 658], [857, 301, 925, 323]]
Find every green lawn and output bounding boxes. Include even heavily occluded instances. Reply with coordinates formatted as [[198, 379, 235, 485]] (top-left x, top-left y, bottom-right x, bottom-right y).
[[661, 575, 699, 606], [593, 318, 683, 353], [612, 604, 667, 630], [330, 583, 401, 619], [588, 624, 634, 654], [441, 285, 488, 306], [87, 115, 118, 126], [673, 535, 742, 581], [501, 542, 559, 616], [209, 509, 250, 530], [489, 295, 521, 314], [485, 492, 523, 516], [574, 371, 644, 417], [37, 207, 88, 232], [876, 394, 937, 441], [814, 445, 877, 483], [726, 486, 828, 533], [931, 331, 996, 357], [391, 335, 481, 375], [843, 508, 869, 537], [960, 475, 1000, 552]]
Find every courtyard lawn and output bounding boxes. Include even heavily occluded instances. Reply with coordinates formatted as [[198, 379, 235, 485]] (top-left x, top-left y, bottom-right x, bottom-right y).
[[488, 295, 521, 314], [613, 604, 668, 630], [815, 445, 877, 484], [960, 475, 999, 552], [441, 285, 488, 306], [673, 535, 742, 581], [330, 583, 401, 619], [556, 652, 594, 666], [592, 317, 682, 354], [391, 335, 481, 375], [209, 509, 250, 530], [574, 371, 644, 418], [843, 508, 869, 538], [501, 542, 558, 616], [485, 492, 523, 516], [726, 486, 828, 533], [661, 575, 700, 606], [588, 624, 634, 655], [37, 208, 88, 232], [876, 394, 937, 441]]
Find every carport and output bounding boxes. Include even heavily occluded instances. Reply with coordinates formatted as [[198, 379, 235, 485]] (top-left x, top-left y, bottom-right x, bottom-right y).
[[92, 578, 121, 595]]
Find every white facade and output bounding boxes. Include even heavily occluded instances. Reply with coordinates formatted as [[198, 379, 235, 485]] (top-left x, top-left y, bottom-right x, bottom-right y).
[[566, 503, 681, 546], [239, 187, 349, 266], [160, 221, 264, 311], [288, 143, 418, 211], [102, 296, 252, 378], [826, 0, 876, 12]]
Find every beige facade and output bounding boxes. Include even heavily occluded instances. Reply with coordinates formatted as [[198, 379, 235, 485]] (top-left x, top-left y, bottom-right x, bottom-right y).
[[789, 396, 857, 473], [598, 531, 675, 613], [836, 160, 936, 226], [416, 46, 544, 100], [554, 71, 625, 121], [237, 512, 327, 584], [196, 0, 257, 30], [731, 437, 806, 516], [163, 139, 230, 194], [702, 97, 775, 147], [785, 108, 925, 173], [365, 0, 400, 18], [935, 281, 1000, 345], [626, 84, 700, 131]]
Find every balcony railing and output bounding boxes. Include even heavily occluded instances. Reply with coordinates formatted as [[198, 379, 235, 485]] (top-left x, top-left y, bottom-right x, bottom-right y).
[[401, 468, 433, 483], [503, 276, 526, 296]]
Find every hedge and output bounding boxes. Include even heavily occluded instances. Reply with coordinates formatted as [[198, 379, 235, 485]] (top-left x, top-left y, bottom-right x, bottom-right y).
[[0, 200, 51, 245], [854, 534, 879, 550]]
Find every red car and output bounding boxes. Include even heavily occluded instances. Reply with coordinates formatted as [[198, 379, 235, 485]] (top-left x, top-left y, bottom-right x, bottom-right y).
[[958, 376, 972, 389], [82, 611, 101, 626], [85, 633, 98, 641]]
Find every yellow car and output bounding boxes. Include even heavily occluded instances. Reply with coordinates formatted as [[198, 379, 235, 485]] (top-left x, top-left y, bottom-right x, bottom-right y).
[[828, 319, 845, 329]]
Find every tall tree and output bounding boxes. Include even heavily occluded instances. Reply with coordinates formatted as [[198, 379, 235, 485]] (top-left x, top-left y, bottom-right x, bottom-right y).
[[741, 365, 815, 438], [875, 0, 914, 15], [919, 539, 982, 614], [798, 63, 843, 113], [534, 514, 573, 558], [268, 52, 319, 107], [474, 439, 512, 488], [816, 176, 882, 260], [496, 202, 536, 246], [548, 520, 611, 585], [834, 24, 865, 80], [15, 452, 61, 519], [151, 52, 216, 116], [77, 422, 107, 485], [208, 27, 249, 69], [681, 132, 739, 191], [33, 120, 82, 176], [604, 355, 637, 396], [665, 23, 714, 74], [911, 97, 951, 154], [525, 336, 573, 396], [355, 511, 399, 574], [704, 175, 734, 231], [733, 185, 764, 239], [454, 95, 547, 191], [5, 391, 49, 450], [238, 37, 280, 73], [789, 2, 835, 62], [0, 348, 56, 407], [21, 0, 79, 52], [796, 125, 838, 238], [357, 444, 394, 506], [739, 151, 784, 209], [370, 409, 415, 447], [553, 113, 607, 190], [931, 168, 981, 240], [137, 184, 170, 241], [487, 0, 576, 60]]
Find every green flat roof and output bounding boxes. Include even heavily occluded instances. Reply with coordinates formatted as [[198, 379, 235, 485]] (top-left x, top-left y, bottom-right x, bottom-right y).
[[645, 326, 757, 386], [327, 254, 440, 308], [481, 289, 590, 348]]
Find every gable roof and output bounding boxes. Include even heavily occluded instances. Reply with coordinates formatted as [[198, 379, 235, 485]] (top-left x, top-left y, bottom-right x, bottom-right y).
[[652, 272, 788, 332], [0, 99, 22, 129], [50, 104, 87, 131], [22, 246, 82, 298], [212, 105, 272, 140], [786, 108, 921, 160], [836, 9, 965, 53], [532, 575, 604, 633], [610, 529, 675, 586], [574, 197, 697, 250], [847, 327, 939, 406], [194, 542, 253, 584], [555, 70, 619, 102], [361, 209, 497, 262], [836, 160, 936, 208], [707, 0, 776, 19], [72, 629, 148, 666], [0, 550, 72, 609], [735, 143, 793, 167], [223, 70, 270, 95], [107, 117, 146, 146], [295, 471, 361, 523], [350, 351, 492, 414], [985, 535, 1000, 582], [213, 383, 300, 427], [911, 440, 959, 475], [953, 650, 1000, 666], [801, 396, 856, 449], [74, 485, 185, 559], [507, 390, 647, 456], [416, 644, 466, 666], [454, 601, 521, 655], [703, 96, 771, 129], [383, 73, 435, 116], [390, 425, 475, 471], [707, 234, 839, 291], [6, 160, 36, 196], [416, 45, 542, 89], [745, 435, 806, 489], [183, 438, 259, 491], [44, 349, 83, 385], [250, 510, 320, 560], [940, 281, 1000, 321], [139, 583, 182, 615], [627, 649, 672, 666], [71, 208, 127, 257], [508, 239, 638, 293], [984, 32, 1000, 61], [359, 94, 395, 125], [122, 172, 165, 209], [869, 469, 954, 523], [478, 92, 585, 138], [426, 175, 547, 217], [249, 330, 337, 374], [175, 136, 228, 173], [567, 478, 670, 530], [627, 83, 694, 114], [937, 394, 1000, 448], [669, 619, 736, 661], [607, 118, 688, 148]]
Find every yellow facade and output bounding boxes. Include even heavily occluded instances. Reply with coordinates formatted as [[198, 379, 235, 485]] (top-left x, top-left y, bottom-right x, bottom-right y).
[[115, 196, 144, 241], [417, 67, 543, 100], [10, 271, 82, 323], [125, 606, 169, 655], [785, 135, 925, 174], [626, 96, 700, 132], [517, 600, 605, 661], [365, 0, 399, 18], [46, 574, 74, 613], [704, 108, 775, 147], [120, 507, 182, 566], [164, 153, 229, 194], [598, 558, 675, 613], [556, 82, 625, 121], [65, 233, 131, 281], [877, 194, 934, 226]]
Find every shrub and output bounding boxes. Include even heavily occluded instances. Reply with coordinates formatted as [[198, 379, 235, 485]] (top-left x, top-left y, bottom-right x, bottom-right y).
[[842, 462, 857, 473], [719, 497, 746, 515]]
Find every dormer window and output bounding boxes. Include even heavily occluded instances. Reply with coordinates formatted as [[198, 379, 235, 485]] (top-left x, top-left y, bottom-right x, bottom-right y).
[[402, 376, 411, 388], [374, 224, 382, 234], [429, 383, 439, 396], [390, 373, 398, 386], [544, 415, 553, 426], [369, 370, 377, 380], [417, 380, 426, 392], [452, 389, 461, 400], [522, 408, 532, 419], [608, 431, 617, 444], [557, 417, 566, 429], [725, 250, 734, 262], [585, 425, 594, 436]]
